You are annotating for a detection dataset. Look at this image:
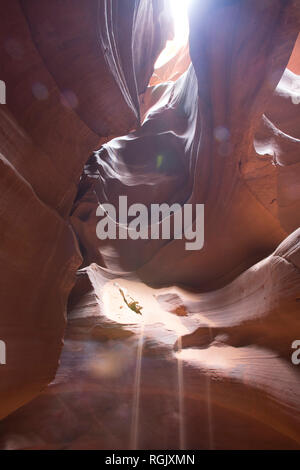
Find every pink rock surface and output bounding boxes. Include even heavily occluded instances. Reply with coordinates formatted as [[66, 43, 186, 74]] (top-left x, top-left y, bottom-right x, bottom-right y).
[[0, 0, 299, 449]]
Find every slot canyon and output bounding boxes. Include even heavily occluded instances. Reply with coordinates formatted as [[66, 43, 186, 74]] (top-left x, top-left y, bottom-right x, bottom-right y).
[[0, 0, 300, 450]]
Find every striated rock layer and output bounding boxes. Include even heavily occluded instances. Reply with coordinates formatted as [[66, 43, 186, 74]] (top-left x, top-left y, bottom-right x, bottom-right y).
[[73, 0, 300, 290], [0, 0, 170, 420], [0, 229, 299, 449], [0, 0, 300, 449]]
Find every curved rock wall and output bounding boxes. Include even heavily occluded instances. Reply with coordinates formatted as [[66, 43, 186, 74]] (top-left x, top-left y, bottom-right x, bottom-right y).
[[0, 0, 299, 449], [0, 0, 170, 419], [72, 0, 300, 289]]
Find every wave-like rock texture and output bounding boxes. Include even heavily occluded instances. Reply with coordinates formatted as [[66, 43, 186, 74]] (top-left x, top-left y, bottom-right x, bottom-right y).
[[72, 0, 300, 290], [0, 229, 299, 449], [0, 0, 300, 450], [0, 0, 170, 419]]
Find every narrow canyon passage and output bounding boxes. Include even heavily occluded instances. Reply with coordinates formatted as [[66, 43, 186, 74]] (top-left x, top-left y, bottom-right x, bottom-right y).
[[0, 0, 300, 450]]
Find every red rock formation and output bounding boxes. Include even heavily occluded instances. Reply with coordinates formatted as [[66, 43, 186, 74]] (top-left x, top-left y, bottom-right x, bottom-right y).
[[150, 43, 191, 86], [0, 0, 300, 450], [0, 0, 170, 419], [72, 1, 300, 289], [0, 229, 299, 449]]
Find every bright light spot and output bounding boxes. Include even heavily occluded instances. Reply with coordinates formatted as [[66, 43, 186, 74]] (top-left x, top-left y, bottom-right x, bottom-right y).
[[32, 82, 49, 101], [176, 346, 235, 371], [155, 0, 190, 69], [102, 278, 190, 340]]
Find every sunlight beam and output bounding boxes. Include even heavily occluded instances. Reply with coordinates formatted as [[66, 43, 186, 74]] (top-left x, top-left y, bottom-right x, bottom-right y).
[[155, 0, 190, 69]]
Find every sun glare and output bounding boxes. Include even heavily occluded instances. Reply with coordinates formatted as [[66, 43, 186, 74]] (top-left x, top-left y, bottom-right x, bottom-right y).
[[155, 0, 190, 69]]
